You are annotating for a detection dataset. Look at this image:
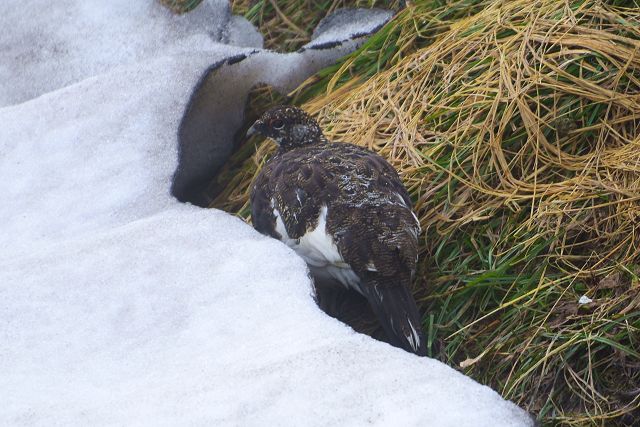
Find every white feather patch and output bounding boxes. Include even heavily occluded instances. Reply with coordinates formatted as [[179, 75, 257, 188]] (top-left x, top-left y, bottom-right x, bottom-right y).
[[297, 205, 343, 267], [395, 192, 407, 206], [406, 319, 421, 352], [271, 202, 360, 291]]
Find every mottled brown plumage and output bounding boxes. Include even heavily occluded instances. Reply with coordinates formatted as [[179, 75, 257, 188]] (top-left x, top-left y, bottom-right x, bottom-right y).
[[249, 105, 426, 356]]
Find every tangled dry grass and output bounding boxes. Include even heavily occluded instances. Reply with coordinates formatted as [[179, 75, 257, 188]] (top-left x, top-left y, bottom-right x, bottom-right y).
[[231, 0, 404, 51], [214, 0, 640, 424], [159, 0, 203, 14], [161, 0, 404, 50]]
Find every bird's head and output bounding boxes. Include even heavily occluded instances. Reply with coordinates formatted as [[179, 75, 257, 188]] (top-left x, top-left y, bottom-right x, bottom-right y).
[[247, 106, 326, 151]]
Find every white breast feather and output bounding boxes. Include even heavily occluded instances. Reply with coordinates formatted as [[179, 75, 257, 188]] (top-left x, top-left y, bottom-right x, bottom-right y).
[[298, 205, 343, 266], [271, 201, 360, 290]]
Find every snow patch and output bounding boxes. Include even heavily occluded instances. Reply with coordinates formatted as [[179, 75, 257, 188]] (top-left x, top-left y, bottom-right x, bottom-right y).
[[578, 295, 593, 305], [172, 8, 394, 205], [0, 1, 533, 426], [308, 8, 393, 49]]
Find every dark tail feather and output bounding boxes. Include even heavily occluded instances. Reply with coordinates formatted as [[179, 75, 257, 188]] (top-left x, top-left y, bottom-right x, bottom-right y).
[[361, 280, 427, 356]]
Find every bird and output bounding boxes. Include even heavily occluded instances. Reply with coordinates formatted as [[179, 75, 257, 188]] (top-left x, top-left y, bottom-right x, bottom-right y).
[[248, 105, 427, 356]]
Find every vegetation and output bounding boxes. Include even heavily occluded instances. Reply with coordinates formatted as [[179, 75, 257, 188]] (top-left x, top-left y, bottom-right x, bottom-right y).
[[159, 0, 203, 14], [211, 0, 640, 425], [161, 0, 403, 50], [230, 0, 404, 50]]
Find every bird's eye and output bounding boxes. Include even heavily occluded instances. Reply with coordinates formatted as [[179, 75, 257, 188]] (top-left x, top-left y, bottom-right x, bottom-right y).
[[271, 119, 285, 130]]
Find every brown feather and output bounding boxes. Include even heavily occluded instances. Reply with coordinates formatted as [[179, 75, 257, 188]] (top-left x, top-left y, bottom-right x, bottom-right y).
[[250, 106, 426, 356]]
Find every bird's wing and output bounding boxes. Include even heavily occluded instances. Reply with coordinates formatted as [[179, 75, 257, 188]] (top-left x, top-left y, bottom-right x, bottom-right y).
[[252, 147, 340, 240], [338, 143, 414, 209], [328, 204, 425, 356], [252, 143, 426, 355], [329, 202, 418, 270], [253, 143, 417, 241], [250, 162, 280, 239], [320, 144, 424, 355]]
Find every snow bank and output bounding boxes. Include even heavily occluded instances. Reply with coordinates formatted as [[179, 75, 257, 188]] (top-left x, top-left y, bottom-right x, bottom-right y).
[[0, 1, 533, 426], [173, 7, 394, 205], [0, 0, 245, 107]]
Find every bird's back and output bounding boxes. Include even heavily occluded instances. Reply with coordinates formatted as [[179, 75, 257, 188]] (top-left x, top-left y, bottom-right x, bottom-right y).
[[254, 143, 415, 242]]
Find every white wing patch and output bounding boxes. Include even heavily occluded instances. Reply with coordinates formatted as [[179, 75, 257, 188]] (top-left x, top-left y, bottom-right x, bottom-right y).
[[405, 318, 421, 352], [298, 205, 343, 267], [271, 201, 361, 291], [395, 192, 408, 206], [411, 210, 420, 231], [394, 192, 421, 235], [272, 198, 295, 244]]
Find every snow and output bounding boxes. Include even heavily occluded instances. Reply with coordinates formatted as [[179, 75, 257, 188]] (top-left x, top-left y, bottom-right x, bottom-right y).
[[578, 295, 593, 305], [0, 1, 533, 426], [308, 8, 393, 48], [172, 7, 394, 205]]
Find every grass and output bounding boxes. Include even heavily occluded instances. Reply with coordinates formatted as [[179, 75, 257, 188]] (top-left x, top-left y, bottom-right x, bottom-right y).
[[159, 0, 203, 14], [212, 0, 640, 424], [161, 0, 404, 51], [231, 0, 404, 51]]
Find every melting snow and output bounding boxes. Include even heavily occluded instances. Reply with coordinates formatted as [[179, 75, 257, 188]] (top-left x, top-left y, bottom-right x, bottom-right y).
[[578, 295, 593, 305], [0, 1, 533, 425]]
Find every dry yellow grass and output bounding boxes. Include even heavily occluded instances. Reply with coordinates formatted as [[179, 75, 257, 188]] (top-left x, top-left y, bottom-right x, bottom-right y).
[[231, 0, 404, 51], [159, 0, 203, 13], [214, 1, 640, 424], [160, 0, 404, 50]]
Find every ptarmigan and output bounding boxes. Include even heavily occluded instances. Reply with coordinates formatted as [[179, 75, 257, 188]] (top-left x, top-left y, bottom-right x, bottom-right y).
[[249, 105, 427, 356]]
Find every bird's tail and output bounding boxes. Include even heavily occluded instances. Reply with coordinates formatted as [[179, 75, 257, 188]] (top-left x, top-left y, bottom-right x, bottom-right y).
[[361, 279, 427, 356]]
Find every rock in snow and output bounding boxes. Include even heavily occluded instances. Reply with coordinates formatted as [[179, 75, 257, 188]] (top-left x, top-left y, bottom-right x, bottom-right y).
[[0, 1, 534, 426]]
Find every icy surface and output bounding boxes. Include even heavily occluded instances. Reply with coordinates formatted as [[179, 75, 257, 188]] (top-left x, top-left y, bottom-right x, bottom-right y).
[[0, 0, 234, 107], [0, 1, 533, 426], [308, 8, 393, 48]]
